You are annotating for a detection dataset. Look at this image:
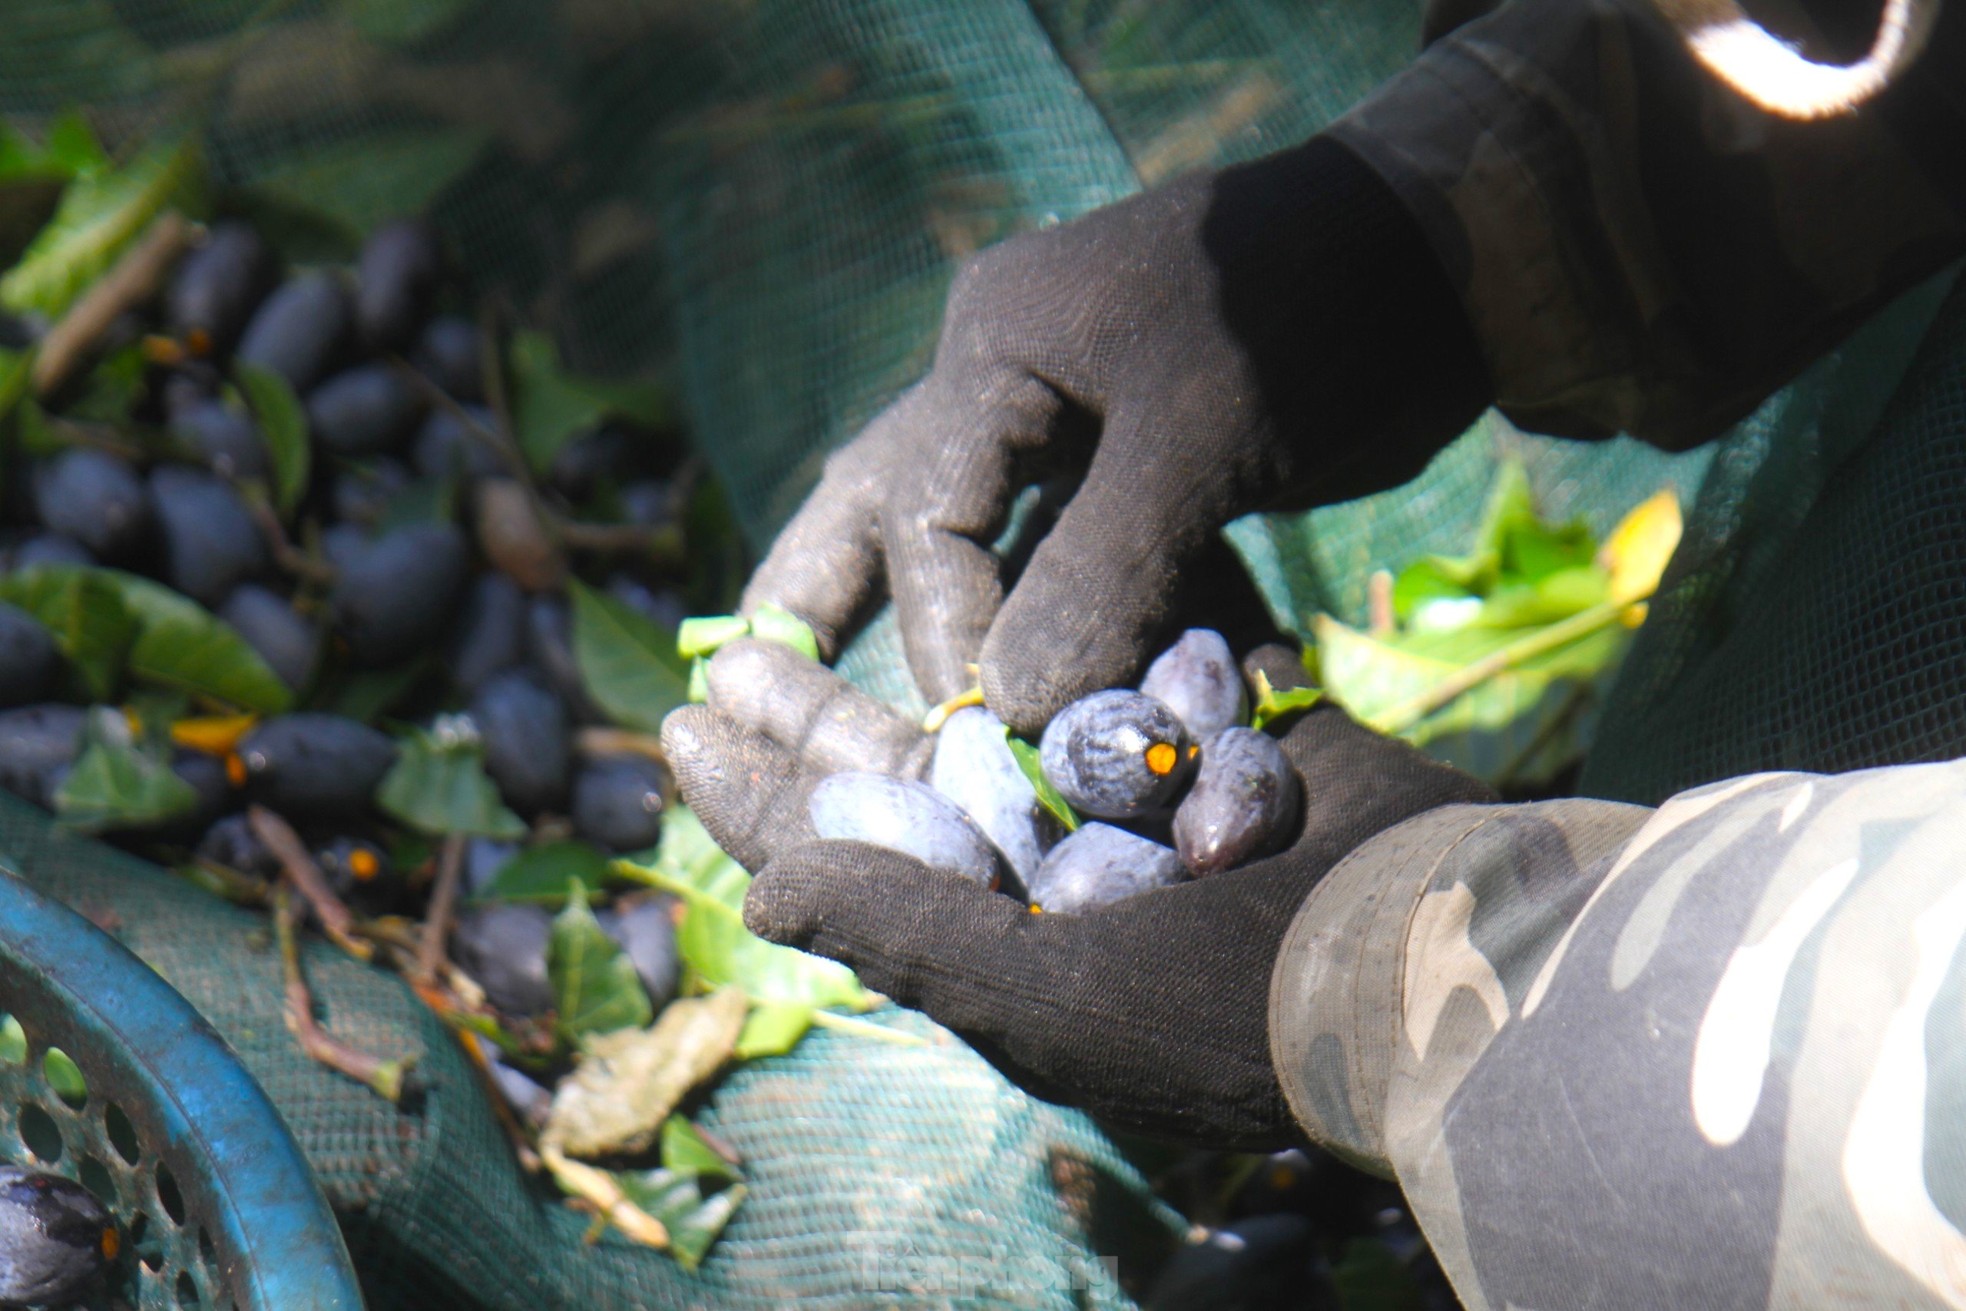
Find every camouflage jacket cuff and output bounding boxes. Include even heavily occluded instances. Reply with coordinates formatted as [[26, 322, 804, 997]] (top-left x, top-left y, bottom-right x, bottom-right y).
[[1267, 797, 1650, 1174]]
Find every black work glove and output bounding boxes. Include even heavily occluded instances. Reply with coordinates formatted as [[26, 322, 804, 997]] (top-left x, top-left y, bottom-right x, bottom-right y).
[[662, 640, 1494, 1150], [743, 135, 1489, 734]]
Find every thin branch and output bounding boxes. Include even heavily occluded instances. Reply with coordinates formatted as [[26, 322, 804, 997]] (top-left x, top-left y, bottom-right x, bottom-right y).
[[33, 212, 194, 397], [540, 1146, 669, 1250], [573, 726, 667, 764], [809, 1010, 931, 1046], [248, 805, 371, 960], [415, 832, 468, 983], [246, 494, 338, 585], [275, 883, 411, 1101]]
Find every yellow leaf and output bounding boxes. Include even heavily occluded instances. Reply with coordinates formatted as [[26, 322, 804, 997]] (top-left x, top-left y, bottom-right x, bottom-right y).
[[169, 713, 258, 756], [1598, 489, 1683, 609]]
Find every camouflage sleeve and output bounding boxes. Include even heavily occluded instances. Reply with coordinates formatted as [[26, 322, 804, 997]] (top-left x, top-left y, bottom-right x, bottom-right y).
[[1323, 0, 1966, 447], [1271, 761, 1966, 1310]]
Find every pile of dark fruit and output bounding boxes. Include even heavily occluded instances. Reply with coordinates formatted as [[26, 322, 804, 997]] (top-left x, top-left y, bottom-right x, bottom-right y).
[[810, 628, 1314, 912], [0, 214, 713, 1119]]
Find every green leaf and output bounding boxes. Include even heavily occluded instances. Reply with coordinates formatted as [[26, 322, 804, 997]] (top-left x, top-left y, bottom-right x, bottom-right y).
[[54, 707, 198, 832], [1004, 731, 1080, 832], [509, 330, 668, 472], [569, 578, 690, 733], [234, 364, 310, 514], [471, 841, 614, 905], [549, 882, 654, 1040], [340, 0, 477, 44], [661, 1115, 739, 1178], [247, 129, 486, 242], [1249, 671, 1323, 734], [0, 566, 135, 701], [748, 603, 819, 662], [376, 721, 526, 839], [65, 343, 147, 425], [612, 1168, 747, 1272], [621, 808, 871, 1012], [0, 135, 204, 318], [314, 659, 428, 724], [0, 349, 33, 425], [109, 572, 293, 713], [41, 1047, 87, 1104], [675, 614, 749, 660], [687, 656, 708, 704], [735, 1001, 814, 1060], [376, 474, 459, 532]]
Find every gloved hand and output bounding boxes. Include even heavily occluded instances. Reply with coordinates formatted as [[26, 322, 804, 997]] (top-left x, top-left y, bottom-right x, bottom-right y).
[[662, 639, 1494, 1149], [742, 135, 1489, 734]]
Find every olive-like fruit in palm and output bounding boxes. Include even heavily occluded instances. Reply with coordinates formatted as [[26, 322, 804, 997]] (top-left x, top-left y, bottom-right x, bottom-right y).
[[220, 583, 319, 693], [451, 904, 554, 1016], [148, 465, 269, 605], [354, 219, 442, 353], [331, 522, 469, 667], [0, 602, 58, 709], [1172, 727, 1300, 877], [807, 771, 1000, 888], [171, 399, 270, 482], [238, 714, 396, 818], [1140, 628, 1245, 741], [306, 363, 424, 456], [167, 219, 277, 353], [1024, 822, 1186, 913], [0, 1165, 116, 1309], [1038, 689, 1191, 819], [235, 272, 351, 392], [411, 314, 484, 401], [930, 705, 1058, 890], [0, 704, 86, 807], [32, 449, 148, 559], [571, 754, 669, 853], [470, 668, 569, 813]]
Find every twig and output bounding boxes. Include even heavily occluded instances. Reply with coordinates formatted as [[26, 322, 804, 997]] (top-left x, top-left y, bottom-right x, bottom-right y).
[[248, 805, 372, 961], [458, 1030, 543, 1172], [540, 1146, 670, 1249], [1367, 569, 1395, 639], [274, 883, 411, 1102], [246, 494, 337, 585], [415, 832, 468, 983], [574, 726, 667, 764], [809, 1010, 931, 1046], [33, 212, 194, 397]]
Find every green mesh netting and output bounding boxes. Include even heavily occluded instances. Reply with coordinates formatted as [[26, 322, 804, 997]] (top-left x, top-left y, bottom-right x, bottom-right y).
[[5, 0, 1959, 1306]]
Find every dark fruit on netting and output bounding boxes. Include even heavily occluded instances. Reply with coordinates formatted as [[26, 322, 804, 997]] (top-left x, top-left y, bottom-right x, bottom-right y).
[[331, 522, 469, 667], [807, 772, 1000, 888], [411, 315, 484, 402], [5, 534, 91, 569], [451, 904, 554, 1017], [447, 572, 528, 693], [1173, 727, 1300, 878], [598, 896, 680, 1009], [167, 220, 277, 353], [413, 406, 505, 482], [329, 458, 411, 526], [469, 668, 569, 813], [306, 363, 425, 456], [1025, 822, 1186, 914], [148, 465, 269, 605], [238, 714, 397, 818], [315, 836, 393, 903], [354, 219, 442, 353], [1038, 689, 1191, 819], [197, 812, 275, 878], [0, 602, 59, 708], [0, 705, 85, 808], [171, 399, 270, 482], [32, 449, 148, 559], [219, 585, 318, 693], [235, 272, 351, 393], [0, 1165, 116, 1309], [1140, 628, 1246, 741], [929, 705, 1056, 890], [571, 754, 668, 853]]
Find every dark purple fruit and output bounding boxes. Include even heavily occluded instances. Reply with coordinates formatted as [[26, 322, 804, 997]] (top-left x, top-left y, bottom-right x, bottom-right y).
[[411, 314, 484, 401], [1038, 689, 1191, 820], [412, 406, 504, 482], [329, 458, 411, 526], [32, 449, 148, 559], [524, 594, 598, 719], [320, 523, 370, 574], [463, 836, 518, 896], [929, 705, 1057, 890], [571, 754, 668, 852], [1172, 727, 1300, 877], [1024, 822, 1186, 913], [306, 363, 424, 456], [470, 668, 569, 813], [315, 835, 393, 903], [1140, 628, 1245, 741], [238, 714, 396, 818], [219, 584, 319, 692], [167, 749, 234, 833], [353, 219, 442, 353], [547, 426, 636, 501], [171, 399, 270, 481], [807, 772, 1000, 888], [617, 480, 676, 531], [0, 705, 85, 807], [167, 220, 277, 352], [5, 534, 91, 569], [148, 465, 269, 605], [197, 812, 275, 876], [0, 602, 58, 708], [0, 1164, 116, 1308], [446, 572, 527, 693], [451, 904, 553, 1016], [597, 896, 679, 1010], [235, 272, 350, 392], [331, 522, 469, 667]]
